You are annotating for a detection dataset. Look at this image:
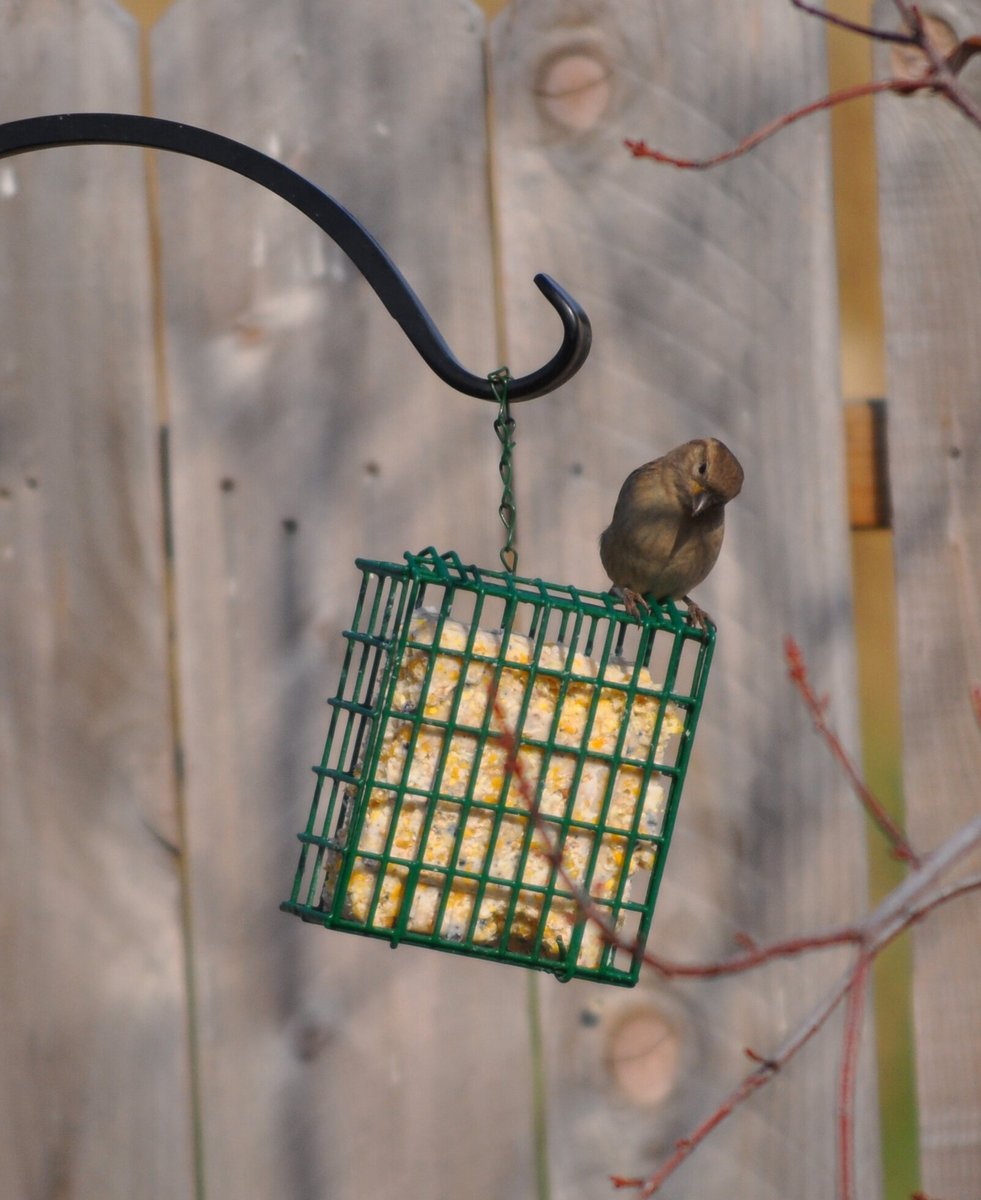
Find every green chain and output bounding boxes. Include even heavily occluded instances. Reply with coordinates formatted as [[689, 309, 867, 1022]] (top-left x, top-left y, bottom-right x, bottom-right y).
[[490, 368, 517, 575]]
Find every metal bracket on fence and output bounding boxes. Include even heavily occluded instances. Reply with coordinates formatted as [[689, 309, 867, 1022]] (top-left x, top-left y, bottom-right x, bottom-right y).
[[0, 112, 591, 401]]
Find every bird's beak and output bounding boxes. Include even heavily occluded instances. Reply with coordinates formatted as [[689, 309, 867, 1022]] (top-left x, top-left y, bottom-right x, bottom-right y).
[[690, 484, 714, 516]]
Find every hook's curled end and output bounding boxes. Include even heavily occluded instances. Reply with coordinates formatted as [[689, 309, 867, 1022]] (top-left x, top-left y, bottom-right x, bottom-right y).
[[410, 269, 591, 401], [507, 273, 592, 402]]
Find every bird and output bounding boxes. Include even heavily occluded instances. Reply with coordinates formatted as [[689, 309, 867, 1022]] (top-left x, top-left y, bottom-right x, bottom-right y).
[[599, 437, 743, 629]]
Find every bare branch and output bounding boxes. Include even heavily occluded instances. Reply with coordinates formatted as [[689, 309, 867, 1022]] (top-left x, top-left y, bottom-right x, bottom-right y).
[[628, 2, 981, 174], [946, 35, 981, 77], [837, 955, 872, 1200], [613, 958, 861, 1196], [904, 869, 981, 926], [612, 819, 981, 1194], [643, 926, 861, 978], [785, 637, 921, 864], [789, 0, 918, 45], [864, 816, 981, 946], [893, 4, 981, 127], [491, 660, 981, 1197], [625, 77, 925, 171]]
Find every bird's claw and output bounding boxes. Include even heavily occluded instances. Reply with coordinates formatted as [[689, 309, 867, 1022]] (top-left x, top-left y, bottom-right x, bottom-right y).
[[611, 586, 648, 619], [682, 596, 715, 631]]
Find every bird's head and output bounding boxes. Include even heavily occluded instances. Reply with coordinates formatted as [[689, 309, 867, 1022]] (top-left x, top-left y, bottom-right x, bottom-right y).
[[684, 438, 744, 515]]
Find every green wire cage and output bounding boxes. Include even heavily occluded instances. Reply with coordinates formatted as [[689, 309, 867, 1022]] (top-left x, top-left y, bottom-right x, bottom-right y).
[[282, 547, 715, 987]]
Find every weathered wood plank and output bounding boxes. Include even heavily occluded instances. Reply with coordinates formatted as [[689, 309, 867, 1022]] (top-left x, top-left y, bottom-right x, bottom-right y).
[[0, 2, 194, 1198], [492, 2, 880, 1195], [150, 2, 539, 1197], [874, 3, 981, 1195]]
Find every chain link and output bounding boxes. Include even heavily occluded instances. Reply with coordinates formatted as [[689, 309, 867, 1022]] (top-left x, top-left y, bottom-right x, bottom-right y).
[[490, 368, 517, 574]]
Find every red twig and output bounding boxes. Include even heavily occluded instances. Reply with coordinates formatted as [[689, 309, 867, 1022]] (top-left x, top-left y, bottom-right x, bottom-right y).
[[611, 1062, 778, 1194], [614, 968, 855, 1196], [896, 2, 981, 130], [489, 687, 624, 950], [491, 680, 867, 982], [907, 870, 981, 926], [643, 925, 862, 978], [789, 0, 918, 44], [613, 817, 981, 1197], [625, 78, 921, 171], [626, 0, 981, 173], [837, 955, 872, 1200], [971, 684, 981, 732], [785, 637, 921, 865], [946, 35, 981, 77], [489, 675, 981, 1198], [613, 1062, 778, 1195]]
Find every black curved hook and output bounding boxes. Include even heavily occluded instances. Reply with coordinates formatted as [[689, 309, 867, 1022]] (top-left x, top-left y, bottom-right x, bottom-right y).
[[0, 113, 591, 401]]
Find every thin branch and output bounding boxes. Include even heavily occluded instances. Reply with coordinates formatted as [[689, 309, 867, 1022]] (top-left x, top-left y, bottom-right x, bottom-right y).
[[625, 77, 925, 171], [494, 673, 981, 983], [643, 925, 862, 978], [628, 1, 981, 174], [946, 35, 981, 77], [490, 688, 624, 948], [934, 72, 981, 130], [645, 856, 981, 978], [614, 818, 981, 1196], [904, 869, 981, 926], [837, 955, 872, 1200], [867, 816, 981, 943], [899, 3, 981, 129], [490, 670, 981, 1199], [612, 962, 859, 1196], [789, 0, 918, 45], [785, 637, 921, 865]]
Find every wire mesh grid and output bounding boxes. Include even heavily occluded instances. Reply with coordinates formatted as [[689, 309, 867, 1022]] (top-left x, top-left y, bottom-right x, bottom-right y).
[[282, 547, 715, 986]]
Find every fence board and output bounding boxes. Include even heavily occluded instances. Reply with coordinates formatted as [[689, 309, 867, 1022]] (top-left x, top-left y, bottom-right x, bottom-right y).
[[491, 2, 880, 1195], [149, 2, 538, 1197], [874, 3, 981, 1195], [0, 2, 194, 1198], [0, 1, 897, 1196]]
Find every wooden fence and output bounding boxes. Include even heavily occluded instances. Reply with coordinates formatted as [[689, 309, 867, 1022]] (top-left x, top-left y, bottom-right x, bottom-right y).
[[1, 1, 978, 1197]]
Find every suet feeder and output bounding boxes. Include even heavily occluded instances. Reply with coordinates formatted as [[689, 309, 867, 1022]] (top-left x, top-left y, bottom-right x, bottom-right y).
[[282, 549, 714, 987], [0, 113, 716, 988]]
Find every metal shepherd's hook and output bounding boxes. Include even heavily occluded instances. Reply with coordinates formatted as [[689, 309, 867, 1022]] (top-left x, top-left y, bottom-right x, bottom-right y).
[[0, 113, 591, 400]]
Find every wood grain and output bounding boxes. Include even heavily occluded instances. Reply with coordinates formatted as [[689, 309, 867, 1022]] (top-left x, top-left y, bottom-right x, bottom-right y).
[[0, 1, 901, 1196], [0, 2, 194, 1197], [149, 2, 535, 1196], [491, 2, 880, 1195], [875, 3, 981, 1195]]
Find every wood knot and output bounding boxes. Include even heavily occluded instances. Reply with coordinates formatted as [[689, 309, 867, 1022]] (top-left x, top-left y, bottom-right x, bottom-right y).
[[605, 1005, 682, 1105], [535, 46, 613, 132], [889, 15, 958, 84]]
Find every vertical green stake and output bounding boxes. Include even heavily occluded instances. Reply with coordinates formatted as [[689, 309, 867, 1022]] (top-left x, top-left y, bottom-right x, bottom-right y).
[[527, 973, 552, 1200]]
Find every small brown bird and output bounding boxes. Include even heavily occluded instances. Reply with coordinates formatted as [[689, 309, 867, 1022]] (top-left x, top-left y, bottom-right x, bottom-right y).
[[600, 438, 743, 628]]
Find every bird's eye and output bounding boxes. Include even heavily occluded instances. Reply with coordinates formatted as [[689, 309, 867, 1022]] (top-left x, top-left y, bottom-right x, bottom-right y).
[[697, 461, 708, 476]]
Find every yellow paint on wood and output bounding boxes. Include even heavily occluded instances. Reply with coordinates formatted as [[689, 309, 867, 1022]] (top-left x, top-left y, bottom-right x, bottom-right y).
[[827, 6, 919, 1199], [826, 1, 887, 401], [119, 0, 175, 26]]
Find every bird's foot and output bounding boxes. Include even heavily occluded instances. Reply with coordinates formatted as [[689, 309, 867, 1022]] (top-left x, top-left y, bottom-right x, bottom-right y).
[[611, 586, 648, 619], [682, 596, 715, 631]]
